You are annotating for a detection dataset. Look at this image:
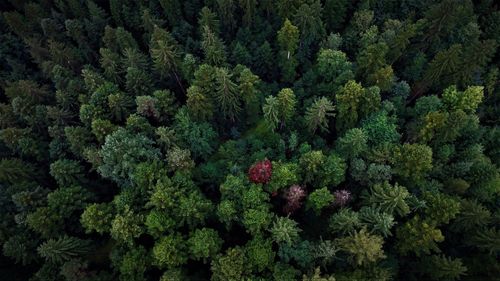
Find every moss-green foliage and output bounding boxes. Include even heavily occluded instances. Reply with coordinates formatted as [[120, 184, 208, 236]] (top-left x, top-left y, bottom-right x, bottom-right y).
[[110, 207, 144, 246], [270, 216, 302, 245], [81, 203, 114, 234], [153, 233, 188, 268], [396, 216, 444, 256], [337, 228, 386, 266], [210, 247, 250, 281], [1, 1, 498, 280], [306, 187, 334, 215], [187, 228, 223, 261]]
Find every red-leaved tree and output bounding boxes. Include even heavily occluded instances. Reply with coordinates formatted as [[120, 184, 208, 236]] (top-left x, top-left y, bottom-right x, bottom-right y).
[[248, 159, 273, 184]]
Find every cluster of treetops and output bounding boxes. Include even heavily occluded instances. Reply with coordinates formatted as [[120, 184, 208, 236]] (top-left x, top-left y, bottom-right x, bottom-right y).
[[0, 0, 499, 280]]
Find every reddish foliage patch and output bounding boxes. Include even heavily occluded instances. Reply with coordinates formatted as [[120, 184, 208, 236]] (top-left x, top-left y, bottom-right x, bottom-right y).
[[248, 159, 272, 184], [283, 185, 306, 214]]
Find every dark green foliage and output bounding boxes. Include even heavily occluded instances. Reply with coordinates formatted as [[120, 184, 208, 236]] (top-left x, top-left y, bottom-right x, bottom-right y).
[[0, 158, 35, 184], [420, 255, 467, 281], [47, 186, 91, 217], [119, 246, 150, 281], [0, 1, 498, 280], [329, 208, 361, 236], [3, 232, 39, 265], [245, 235, 275, 272], [362, 182, 411, 217], [98, 128, 161, 185], [37, 236, 90, 264]]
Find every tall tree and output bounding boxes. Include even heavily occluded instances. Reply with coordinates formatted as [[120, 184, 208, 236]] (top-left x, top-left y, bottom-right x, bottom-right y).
[[277, 19, 300, 83], [215, 68, 241, 121], [150, 25, 185, 94], [304, 97, 335, 133], [201, 25, 227, 66], [263, 88, 296, 130]]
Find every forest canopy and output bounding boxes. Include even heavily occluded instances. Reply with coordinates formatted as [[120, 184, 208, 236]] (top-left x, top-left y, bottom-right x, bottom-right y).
[[0, 0, 499, 280]]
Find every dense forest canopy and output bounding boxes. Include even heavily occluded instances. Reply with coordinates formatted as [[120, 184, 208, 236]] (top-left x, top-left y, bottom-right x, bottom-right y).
[[0, 0, 499, 280]]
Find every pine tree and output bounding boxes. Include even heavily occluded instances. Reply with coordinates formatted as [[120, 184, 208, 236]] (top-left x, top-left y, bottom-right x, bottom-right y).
[[359, 206, 395, 237], [277, 19, 299, 82], [337, 228, 386, 266], [237, 66, 261, 123], [239, 0, 257, 26], [292, 1, 325, 51], [270, 217, 302, 245], [304, 97, 335, 133], [158, 0, 182, 27], [396, 216, 444, 256], [422, 44, 462, 90], [187, 85, 214, 121], [263, 88, 296, 131], [37, 236, 91, 264], [263, 95, 280, 130], [277, 88, 297, 128], [198, 7, 220, 34], [451, 199, 491, 232], [467, 227, 500, 254], [316, 49, 354, 95], [335, 80, 380, 133], [362, 182, 410, 217], [421, 255, 467, 281], [201, 26, 226, 66], [3, 231, 40, 265], [214, 67, 241, 121], [329, 208, 361, 236], [150, 25, 185, 94], [215, 0, 236, 32], [336, 128, 368, 159], [0, 158, 35, 184]]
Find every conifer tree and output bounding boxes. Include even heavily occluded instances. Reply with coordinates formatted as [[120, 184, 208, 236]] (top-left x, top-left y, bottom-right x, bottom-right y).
[[150, 25, 185, 93], [263, 88, 296, 130], [37, 236, 91, 264], [337, 228, 386, 266], [201, 26, 226, 66], [277, 19, 299, 82], [362, 182, 411, 217], [304, 97, 335, 133], [158, 0, 182, 27], [214, 67, 241, 121]]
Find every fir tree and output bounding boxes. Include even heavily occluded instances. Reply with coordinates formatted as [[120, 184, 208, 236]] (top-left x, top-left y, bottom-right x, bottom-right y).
[[304, 97, 335, 133], [37, 236, 91, 264]]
